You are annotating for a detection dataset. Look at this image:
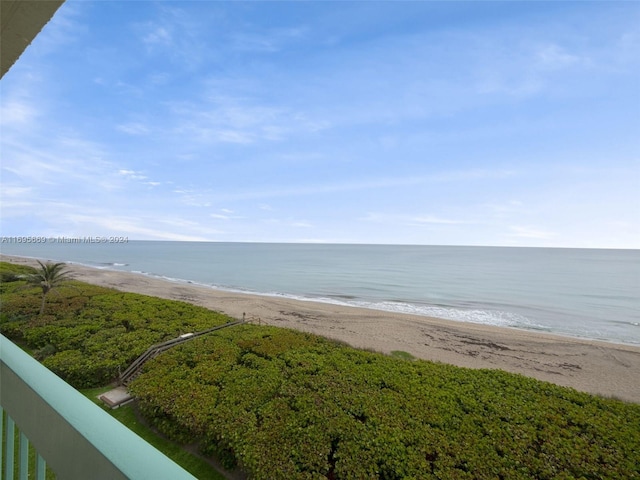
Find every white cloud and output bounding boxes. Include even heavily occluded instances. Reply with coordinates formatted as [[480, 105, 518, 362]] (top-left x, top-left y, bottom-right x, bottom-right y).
[[230, 26, 308, 54], [534, 44, 586, 70], [166, 84, 333, 146], [0, 99, 38, 126], [0, 186, 37, 216], [143, 25, 172, 46], [212, 129, 254, 144], [409, 216, 468, 226], [173, 189, 213, 207], [165, 167, 516, 205], [231, 32, 279, 53], [210, 209, 243, 221], [169, 97, 292, 145], [481, 200, 526, 218], [362, 212, 470, 227], [471, 35, 596, 98], [118, 169, 147, 180], [0, 186, 33, 198], [133, 6, 208, 70], [62, 213, 223, 241], [148, 72, 170, 85], [508, 226, 556, 240], [117, 123, 150, 135]]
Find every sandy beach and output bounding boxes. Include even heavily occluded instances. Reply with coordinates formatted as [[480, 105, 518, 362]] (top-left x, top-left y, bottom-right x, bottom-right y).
[[3, 254, 639, 403]]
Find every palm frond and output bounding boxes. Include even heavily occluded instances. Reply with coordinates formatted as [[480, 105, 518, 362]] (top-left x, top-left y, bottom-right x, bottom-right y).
[[25, 261, 74, 315]]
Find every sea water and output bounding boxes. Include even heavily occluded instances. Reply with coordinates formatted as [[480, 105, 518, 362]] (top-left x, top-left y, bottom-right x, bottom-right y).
[[2, 242, 638, 345]]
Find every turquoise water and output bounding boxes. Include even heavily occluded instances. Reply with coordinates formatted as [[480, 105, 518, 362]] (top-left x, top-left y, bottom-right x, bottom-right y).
[[2, 242, 638, 345]]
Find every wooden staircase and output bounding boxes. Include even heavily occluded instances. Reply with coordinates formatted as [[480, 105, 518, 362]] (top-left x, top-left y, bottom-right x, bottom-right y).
[[119, 320, 244, 385]]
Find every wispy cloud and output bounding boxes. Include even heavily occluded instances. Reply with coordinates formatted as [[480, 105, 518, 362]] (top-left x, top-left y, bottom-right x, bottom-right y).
[[292, 221, 313, 228], [482, 200, 524, 214], [362, 212, 470, 227], [167, 93, 327, 146], [142, 25, 172, 46], [508, 226, 557, 240], [1, 2, 637, 247], [133, 5, 209, 70], [0, 99, 38, 126], [118, 169, 147, 181], [210, 209, 243, 221], [116, 122, 150, 135], [2, 135, 108, 186], [230, 26, 308, 53], [172, 188, 215, 208], [0, 186, 33, 198], [408, 216, 469, 226], [534, 44, 588, 70], [63, 213, 216, 241]]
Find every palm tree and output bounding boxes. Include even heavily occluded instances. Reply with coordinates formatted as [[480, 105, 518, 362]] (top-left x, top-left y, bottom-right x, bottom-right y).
[[26, 261, 74, 315]]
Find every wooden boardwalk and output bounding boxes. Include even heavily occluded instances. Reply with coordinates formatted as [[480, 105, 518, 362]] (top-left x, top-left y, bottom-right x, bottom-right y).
[[118, 320, 244, 386]]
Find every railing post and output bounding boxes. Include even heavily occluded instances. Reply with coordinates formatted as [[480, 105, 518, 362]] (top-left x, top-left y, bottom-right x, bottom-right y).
[[36, 454, 47, 480], [4, 416, 15, 480], [1, 334, 197, 479], [20, 431, 30, 479], [0, 406, 4, 474]]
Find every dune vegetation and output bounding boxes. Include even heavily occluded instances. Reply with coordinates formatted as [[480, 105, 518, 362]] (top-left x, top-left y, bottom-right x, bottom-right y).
[[0, 262, 231, 387], [1, 262, 639, 479]]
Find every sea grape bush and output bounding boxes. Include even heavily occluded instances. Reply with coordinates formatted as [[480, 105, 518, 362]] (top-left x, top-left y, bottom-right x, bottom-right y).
[[131, 325, 640, 480], [1, 262, 639, 478], [0, 262, 232, 387]]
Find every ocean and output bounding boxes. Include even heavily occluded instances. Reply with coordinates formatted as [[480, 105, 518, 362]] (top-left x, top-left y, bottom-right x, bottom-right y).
[[1, 241, 638, 345]]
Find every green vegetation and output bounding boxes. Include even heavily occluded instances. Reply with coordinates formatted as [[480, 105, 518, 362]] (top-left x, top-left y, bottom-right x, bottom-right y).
[[390, 350, 416, 361], [2, 262, 639, 479], [25, 261, 74, 315], [130, 326, 640, 479], [82, 387, 226, 480], [0, 262, 232, 387], [0, 261, 35, 282]]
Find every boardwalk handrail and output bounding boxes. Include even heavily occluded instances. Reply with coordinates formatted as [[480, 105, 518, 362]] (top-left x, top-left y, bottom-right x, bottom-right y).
[[119, 320, 244, 385], [0, 334, 196, 480]]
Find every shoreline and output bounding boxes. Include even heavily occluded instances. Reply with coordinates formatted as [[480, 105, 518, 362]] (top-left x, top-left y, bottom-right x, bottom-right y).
[[3, 254, 640, 403]]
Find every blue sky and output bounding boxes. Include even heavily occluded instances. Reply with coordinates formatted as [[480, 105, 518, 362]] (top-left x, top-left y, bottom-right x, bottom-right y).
[[1, 1, 638, 247]]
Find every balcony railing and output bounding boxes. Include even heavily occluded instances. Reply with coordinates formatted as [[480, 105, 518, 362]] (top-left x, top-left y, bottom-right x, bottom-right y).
[[0, 334, 197, 479]]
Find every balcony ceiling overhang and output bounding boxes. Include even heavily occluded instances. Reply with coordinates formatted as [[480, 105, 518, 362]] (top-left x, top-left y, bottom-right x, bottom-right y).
[[1, 0, 65, 78]]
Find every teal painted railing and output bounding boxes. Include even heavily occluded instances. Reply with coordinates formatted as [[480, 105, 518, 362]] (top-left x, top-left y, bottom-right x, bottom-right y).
[[0, 334, 197, 479]]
